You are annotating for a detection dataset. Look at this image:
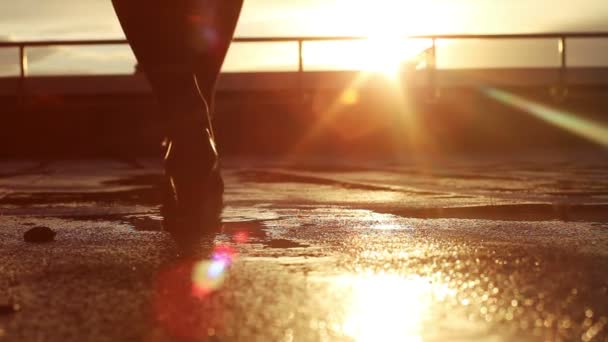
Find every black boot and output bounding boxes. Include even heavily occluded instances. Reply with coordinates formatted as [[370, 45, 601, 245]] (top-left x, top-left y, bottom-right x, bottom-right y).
[[161, 118, 224, 251]]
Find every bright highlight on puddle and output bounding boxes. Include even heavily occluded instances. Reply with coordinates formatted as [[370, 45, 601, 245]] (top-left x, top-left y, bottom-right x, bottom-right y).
[[327, 274, 456, 342], [363, 211, 411, 230]]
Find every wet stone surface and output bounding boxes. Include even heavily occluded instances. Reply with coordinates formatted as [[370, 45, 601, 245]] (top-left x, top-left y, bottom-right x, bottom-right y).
[[0, 155, 608, 341]]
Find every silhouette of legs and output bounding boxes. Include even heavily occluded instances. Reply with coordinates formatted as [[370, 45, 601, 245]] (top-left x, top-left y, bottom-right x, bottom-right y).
[[112, 0, 243, 247]]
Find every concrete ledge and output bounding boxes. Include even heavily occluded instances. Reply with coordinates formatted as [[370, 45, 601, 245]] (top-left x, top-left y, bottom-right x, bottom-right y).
[[1, 68, 607, 96]]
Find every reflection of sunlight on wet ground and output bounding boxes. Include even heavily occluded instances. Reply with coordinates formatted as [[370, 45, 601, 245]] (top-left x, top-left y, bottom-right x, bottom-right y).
[[307, 188, 406, 205], [320, 273, 456, 341], [362, 211, 410, 230]]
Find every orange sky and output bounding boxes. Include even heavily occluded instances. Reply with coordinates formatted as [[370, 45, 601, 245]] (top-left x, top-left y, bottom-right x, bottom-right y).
[[0, 0, 607, 75]]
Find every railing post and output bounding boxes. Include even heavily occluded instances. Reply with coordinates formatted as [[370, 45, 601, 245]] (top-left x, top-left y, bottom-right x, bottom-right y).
[[297, 39, 304, 107], [19, 45, 27, 78], [427, 37, 439, 102], [554, 36, 568, 101], [18, 45, 28, 110], [297, 40, 304, 73]]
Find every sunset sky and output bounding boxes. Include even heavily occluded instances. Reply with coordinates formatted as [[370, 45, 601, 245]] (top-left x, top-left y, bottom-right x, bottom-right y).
[[1, 0, 607, 76]]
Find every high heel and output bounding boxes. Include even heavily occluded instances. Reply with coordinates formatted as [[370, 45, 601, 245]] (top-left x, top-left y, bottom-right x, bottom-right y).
[[161, 118, 224, 251]]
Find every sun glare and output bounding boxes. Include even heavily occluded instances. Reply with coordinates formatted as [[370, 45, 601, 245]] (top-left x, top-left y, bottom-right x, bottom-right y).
[[361, 36, 407, 78], [340, 0, 438, 78], [360, 36, 430, 79]]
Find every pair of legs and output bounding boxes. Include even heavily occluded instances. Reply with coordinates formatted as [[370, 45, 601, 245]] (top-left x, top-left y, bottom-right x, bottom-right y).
[[112, 0, 243, 245], [112, 0, 243, 127]]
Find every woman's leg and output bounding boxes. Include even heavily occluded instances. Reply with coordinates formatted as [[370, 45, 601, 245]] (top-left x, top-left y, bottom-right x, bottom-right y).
[[112, 0, 243, 244], [112, 0, 242, 128]]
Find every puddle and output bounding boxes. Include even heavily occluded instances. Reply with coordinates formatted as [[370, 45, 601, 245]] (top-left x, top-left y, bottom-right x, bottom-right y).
[[222, 220, 311, 249], [222, 220, 268, 240], [380, 203, 608, 222], [102, 174, 163, 187], [236, 170, 399, 192], [431, 195, 475, 199], [125, 215, 163, 231], [546, 191, 608, 197], [264, 239, 309, 249], [1, 173, 164, 207], [0, 161, 51, 178], [0, 187, 161, 206]]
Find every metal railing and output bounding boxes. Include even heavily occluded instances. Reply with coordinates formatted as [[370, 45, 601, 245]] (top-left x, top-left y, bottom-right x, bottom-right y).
[[3, 32, 608, 76], [1, 32, 608, 101]]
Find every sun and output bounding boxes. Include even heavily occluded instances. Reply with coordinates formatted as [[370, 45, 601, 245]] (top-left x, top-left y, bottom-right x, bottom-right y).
[[342, 0, 435, 78], [305, 0, 447, 77], [360, 35, 407, 78], [359, 35, 429, 79]]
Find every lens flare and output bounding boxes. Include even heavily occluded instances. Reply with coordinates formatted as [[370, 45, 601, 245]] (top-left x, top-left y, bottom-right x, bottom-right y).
[[153, 256, 226, 340], [340, 88, 360, 105], [191, 260, 227, 298], [483, 87, 608, 148], [211, 244, 237, 265], [233, 231, 250, 244], [285, 72, 372, 159], [191, 244, 236, 298]]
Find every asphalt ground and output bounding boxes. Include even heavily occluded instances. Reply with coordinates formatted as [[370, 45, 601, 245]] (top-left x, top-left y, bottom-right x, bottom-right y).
[[1, 154, 608, 341]]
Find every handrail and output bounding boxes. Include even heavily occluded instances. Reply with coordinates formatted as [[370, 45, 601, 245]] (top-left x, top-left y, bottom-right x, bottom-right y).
[[2, 32, 608, 76], [2, 32, 608, 47], [2, 32, 608, 103]]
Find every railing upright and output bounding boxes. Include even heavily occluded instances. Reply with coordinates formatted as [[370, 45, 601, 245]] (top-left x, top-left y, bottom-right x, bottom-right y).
[[2, 32, 608, 107], [428, 37, 438, 102], [18, 44, 27, 108], [298, 39, 304, 105], [557, 36, 568, 100]]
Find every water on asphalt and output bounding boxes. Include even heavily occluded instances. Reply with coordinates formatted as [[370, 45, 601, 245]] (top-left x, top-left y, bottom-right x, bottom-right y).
[[1, 156, 607, 341]]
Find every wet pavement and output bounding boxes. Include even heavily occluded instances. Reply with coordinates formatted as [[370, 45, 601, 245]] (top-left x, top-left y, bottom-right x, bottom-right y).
[[1, 155, 608, 341]]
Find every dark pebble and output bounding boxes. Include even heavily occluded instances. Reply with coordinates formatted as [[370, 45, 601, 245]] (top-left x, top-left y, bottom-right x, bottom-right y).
[[264, 239, 309, 249], [0, 303, 19, 315], [23, 226, 56, 243]]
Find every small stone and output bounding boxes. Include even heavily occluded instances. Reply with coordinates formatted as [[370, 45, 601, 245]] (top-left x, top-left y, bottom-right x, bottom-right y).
[[0, 303, 18, 316], [23, 226, 56, 243], [264, 239, 309, 249]]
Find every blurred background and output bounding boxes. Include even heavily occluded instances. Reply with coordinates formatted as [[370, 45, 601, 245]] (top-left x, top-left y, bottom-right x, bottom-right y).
[[1, 0, 607, 158]]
